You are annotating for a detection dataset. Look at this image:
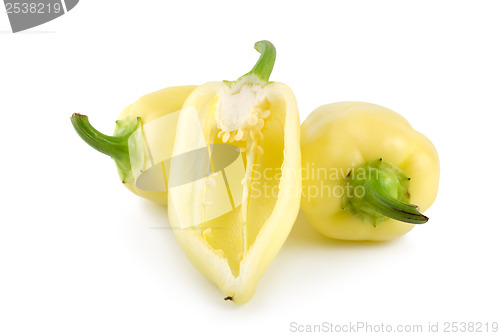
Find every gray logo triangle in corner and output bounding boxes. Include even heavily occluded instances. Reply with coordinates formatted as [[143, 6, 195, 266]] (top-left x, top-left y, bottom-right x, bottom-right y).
[[65, 0, 78, 11], [4, 0, 79, 33]]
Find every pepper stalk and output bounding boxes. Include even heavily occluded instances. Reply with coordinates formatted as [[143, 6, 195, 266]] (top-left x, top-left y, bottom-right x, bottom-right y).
[[342, 158, 428, 226], [71, 113, 140, 183], [235, 40, 276, 83]]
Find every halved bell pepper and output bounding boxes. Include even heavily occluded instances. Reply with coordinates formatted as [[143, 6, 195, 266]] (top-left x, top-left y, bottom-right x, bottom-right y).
[[301, 102, 439, 241], [167, 41, 301, 303]]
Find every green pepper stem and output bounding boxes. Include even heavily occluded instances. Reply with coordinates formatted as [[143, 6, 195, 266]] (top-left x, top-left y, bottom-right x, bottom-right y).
[[237, 40, 276, 83], [342, 158, 428, 226], [362, 184, 428, 224], [71, 113, 139, 183]]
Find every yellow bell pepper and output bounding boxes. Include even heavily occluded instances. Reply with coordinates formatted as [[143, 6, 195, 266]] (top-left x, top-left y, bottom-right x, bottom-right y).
[[301, 102, 439, 241], [167, 41, 301, 303], [71, 85, 197, 205]]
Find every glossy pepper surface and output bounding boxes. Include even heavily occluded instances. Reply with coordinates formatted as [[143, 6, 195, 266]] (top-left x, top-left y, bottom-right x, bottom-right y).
[[301, 102, 439, 241]]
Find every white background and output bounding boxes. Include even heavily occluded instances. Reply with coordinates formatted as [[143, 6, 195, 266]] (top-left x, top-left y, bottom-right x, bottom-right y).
[[1, 1, 499, 335]]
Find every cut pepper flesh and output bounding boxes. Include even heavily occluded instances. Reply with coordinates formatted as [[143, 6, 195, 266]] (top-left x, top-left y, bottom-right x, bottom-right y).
[[168, 76, 301, 303]]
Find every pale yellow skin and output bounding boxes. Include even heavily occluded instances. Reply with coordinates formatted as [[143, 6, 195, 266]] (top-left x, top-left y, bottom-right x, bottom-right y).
[[301, 102, 440, 241], [115, 85, 198, 205], [168, 82, 301, 303]]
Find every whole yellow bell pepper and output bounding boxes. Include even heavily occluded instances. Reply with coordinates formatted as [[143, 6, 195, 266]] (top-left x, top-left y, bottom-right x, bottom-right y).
[[301, 102, 439, 241], [71, 85, 197, 205]]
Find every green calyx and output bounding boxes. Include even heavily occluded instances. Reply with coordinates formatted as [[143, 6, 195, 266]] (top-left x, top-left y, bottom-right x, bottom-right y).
[[230, 40, 277, 84], [71, 113, 141, 183], [342, 158, 428, 226]]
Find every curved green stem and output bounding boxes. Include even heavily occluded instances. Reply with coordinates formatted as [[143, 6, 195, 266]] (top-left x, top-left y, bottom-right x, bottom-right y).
[[236, 40, 276, 83], [71, 113, 140, 183], [361, 184, 428, 224], [342, 158, 428, 226]]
